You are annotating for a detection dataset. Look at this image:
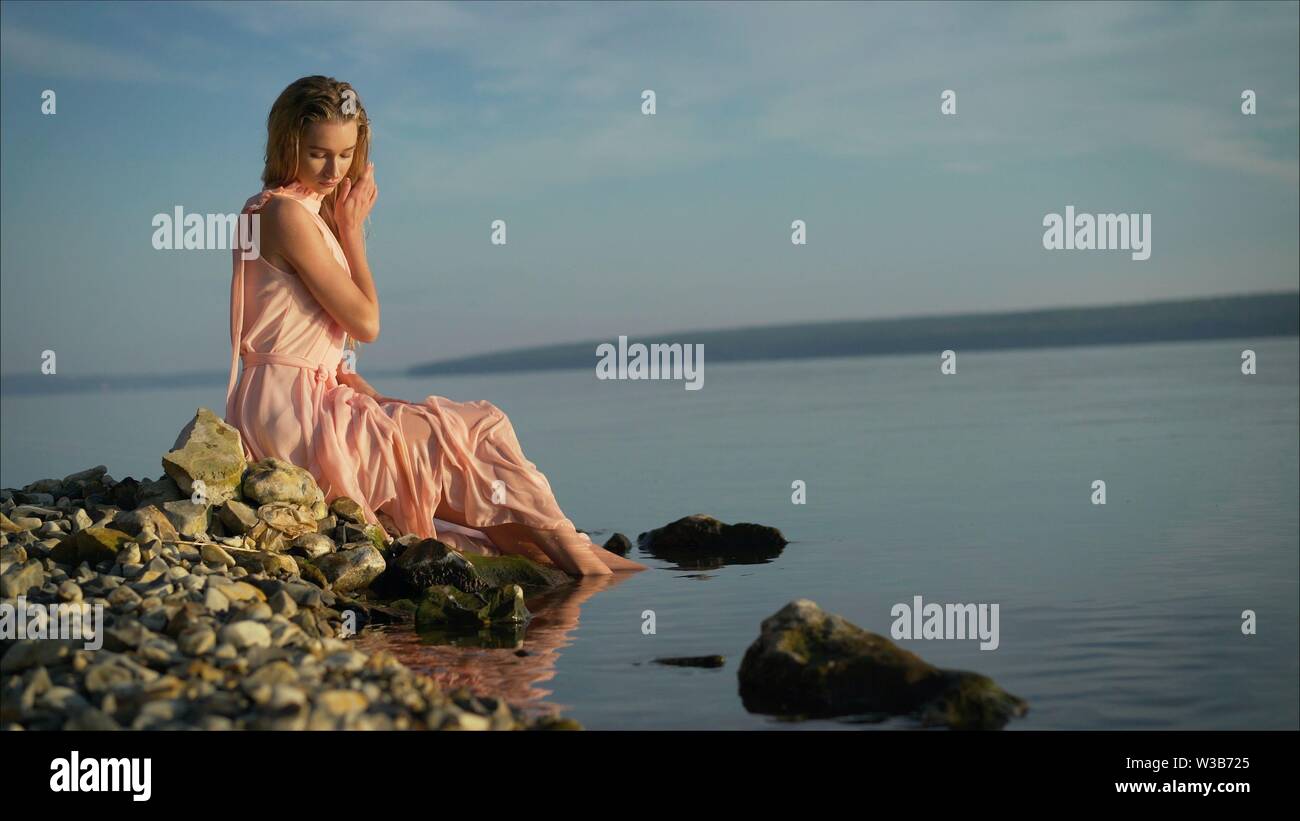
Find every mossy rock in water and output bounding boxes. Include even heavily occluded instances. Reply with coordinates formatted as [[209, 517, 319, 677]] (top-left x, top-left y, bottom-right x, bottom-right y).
[[737, 599, 1028, 730], [463, 552, 570, 591], [384, 538, 570, 597], [334, 594, 410, 627], [916, 670, 1030, 730], [415, 583, 530, 629]]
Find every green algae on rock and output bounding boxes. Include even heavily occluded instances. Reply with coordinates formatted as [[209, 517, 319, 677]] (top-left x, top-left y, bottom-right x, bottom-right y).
[[415, 583, 530, 629], [382, 538, 570, 597]]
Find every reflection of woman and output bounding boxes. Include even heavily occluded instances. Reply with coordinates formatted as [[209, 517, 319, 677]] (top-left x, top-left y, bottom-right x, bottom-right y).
[[356, 571, 635, 715], [225, 75, 646, 577]]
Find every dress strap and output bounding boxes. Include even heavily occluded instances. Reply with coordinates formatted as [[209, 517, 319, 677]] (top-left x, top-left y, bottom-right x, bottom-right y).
[[226, 232, 249, 422]]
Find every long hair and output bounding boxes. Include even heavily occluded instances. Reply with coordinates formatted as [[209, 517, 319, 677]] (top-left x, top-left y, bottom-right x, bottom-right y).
[[261, 75, 372, 245], [261, 76, 371, 355]]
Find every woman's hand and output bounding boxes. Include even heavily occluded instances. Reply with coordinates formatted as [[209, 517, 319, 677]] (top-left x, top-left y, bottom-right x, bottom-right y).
[[334, 161, 378, 239], [337, 366, 398, 404]]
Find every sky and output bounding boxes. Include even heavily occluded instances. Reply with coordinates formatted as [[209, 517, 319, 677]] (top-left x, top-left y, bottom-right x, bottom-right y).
[[1, 0, 1297, 377]]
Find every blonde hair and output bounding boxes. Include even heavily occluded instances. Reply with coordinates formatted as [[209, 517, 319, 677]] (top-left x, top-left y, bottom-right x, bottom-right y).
[[261, 75, 372, 244], [261, 75, 372, 355]]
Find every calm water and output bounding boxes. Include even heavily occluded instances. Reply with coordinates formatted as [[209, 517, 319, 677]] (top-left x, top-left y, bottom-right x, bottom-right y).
[[3, 337, 1297, 729]]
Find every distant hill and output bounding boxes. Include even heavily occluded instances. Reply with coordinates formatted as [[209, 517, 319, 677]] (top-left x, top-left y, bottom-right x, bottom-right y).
[[2, 292, 1294, 396], [409, 291, 1299, 376]]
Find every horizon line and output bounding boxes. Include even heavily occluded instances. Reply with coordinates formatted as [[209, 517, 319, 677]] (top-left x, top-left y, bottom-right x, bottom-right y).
[[1, 288, 1296, 391]]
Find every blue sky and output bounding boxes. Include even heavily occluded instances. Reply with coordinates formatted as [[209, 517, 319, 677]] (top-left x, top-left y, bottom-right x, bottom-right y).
[[1, 0, 1297, 376]]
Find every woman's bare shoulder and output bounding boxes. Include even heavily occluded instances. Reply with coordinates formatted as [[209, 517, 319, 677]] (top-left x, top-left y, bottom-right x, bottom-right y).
[[258, 193, 314, 222], [258, 195, 323, 243]]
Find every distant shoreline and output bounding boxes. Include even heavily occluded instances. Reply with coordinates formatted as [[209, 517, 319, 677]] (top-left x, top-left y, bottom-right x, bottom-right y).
[[408, 291, 1299, 377], [2, 292, 1296, 395]]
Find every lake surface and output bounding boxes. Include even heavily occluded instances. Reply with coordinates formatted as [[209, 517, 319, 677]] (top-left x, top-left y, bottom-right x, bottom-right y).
[[3, 337, 1297, 729]]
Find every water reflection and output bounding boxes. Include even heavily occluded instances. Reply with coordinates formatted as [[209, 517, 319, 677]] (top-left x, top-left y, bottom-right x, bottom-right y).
[[641, 548, 784, 571], [353, 571, 638, 720]]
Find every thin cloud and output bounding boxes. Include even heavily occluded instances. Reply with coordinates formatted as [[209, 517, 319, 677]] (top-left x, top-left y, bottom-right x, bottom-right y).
[[0, 20, 208, 87]]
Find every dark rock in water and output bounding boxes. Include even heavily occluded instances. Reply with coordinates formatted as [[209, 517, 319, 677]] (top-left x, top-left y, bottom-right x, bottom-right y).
[[417, 584, 484, 625], [652, 655, 726, 668], [379, 538, 570, 597], [737, 599, 1028, 730], [387, 598, 419, 615], [602, 532, 632, 555], [637, 514, 786, 567], [461, 548, 572, 592], [334, 595, 410, 627], [477, 584, 529, 623], [377, 539, 476, 596], [415, 583, 529, 628]]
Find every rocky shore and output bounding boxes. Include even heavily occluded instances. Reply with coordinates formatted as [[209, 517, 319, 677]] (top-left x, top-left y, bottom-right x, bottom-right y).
[[2, 406, 1029, 731], [0, 408, 581, 731]]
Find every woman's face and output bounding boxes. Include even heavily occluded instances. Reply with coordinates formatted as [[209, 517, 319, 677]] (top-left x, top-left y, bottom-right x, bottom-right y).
[[296, 120, 358, 196]]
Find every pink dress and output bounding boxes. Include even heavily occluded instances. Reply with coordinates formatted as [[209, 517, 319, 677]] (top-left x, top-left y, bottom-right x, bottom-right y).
[[224, 182, 574, 556]]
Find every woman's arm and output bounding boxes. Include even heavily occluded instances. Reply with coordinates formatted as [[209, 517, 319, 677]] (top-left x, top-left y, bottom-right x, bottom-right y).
[[260, 162, 382, 343], [337, 365, 406, 405], [334, 163, 381, 341], [262, 197, 380, 343]]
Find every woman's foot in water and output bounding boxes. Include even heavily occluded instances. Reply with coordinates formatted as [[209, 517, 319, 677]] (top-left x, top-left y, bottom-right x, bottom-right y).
[[542, 525, 650, 576], [549, 527, 614, 576], [576, 533, 650, 572]]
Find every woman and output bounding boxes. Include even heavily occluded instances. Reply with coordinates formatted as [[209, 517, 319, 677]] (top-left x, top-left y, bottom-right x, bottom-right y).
[[225, 75, 645, 577]]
